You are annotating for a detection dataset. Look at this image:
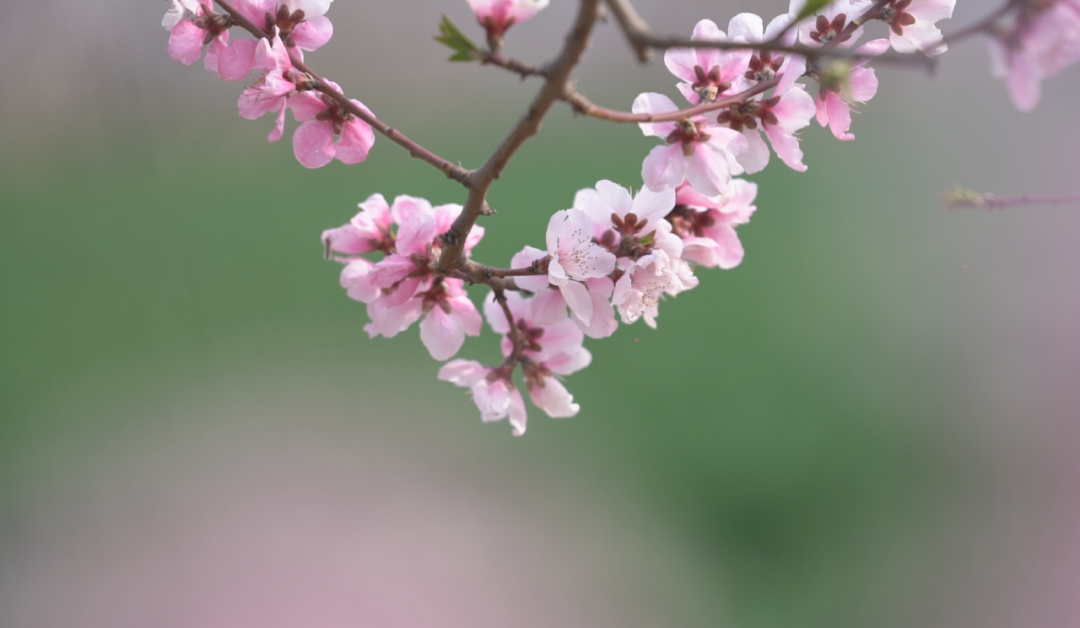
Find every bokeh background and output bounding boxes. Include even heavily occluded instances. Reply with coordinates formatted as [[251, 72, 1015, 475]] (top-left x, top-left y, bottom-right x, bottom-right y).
[[3, 1, 1080, 626]]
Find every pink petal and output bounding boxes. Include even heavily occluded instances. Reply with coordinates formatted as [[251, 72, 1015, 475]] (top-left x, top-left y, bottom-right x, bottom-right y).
[[448, 294, 483, 337], [511, 246, 550, 293], [369, 255, 419, 290], [438, 359, 488, 388], [292, 16, 333, 51], [772, 85, 816, 132], [288, 92, 328, 121], [216, 37, 257, 81], [333, 116, 375, 164], [575, 277, 618, 339], [642, 145, 687, 192], [420, 307, 466, 361], [167, 20, 206, 65], [737, 129, 771, 175], [268, 103, 287, 143], [529, 288, 568, 325], [630, 185, 677, 227], [393, 207, 437, 256], [340, 258, 379, 303], [508, 387, 527, 436], [545, 347, 592, 376], [560, 281, 593, 325], [824, 93, 854, 140], [1007, 51, 1042, 112], [764, 124, 807, 172], [234, 0, 276, 26], [632, 93, 681, 138], [664, 46, 701, 83], [528, 377, 580, 419], [292, 119, 336, 168], [726, 13, 764, 42]]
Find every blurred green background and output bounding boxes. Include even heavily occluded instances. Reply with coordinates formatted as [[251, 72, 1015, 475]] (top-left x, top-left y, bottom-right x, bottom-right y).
[[3, 1, 1080, 627]]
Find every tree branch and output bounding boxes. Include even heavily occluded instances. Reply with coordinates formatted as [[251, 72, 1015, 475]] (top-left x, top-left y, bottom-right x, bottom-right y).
[[604, 0, 653, 63], [482, 51, 548, 79], [213, 0, 472, 185], [563, 77, 778, 124], [437, 0, 603, 276]]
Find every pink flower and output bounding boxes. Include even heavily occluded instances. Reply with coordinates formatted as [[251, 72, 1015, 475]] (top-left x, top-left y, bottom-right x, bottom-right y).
[[612, 250, 687, 328], [812, 38, 889, 140], [879, 0, 955, 55], [793, 0, 873, 48], [438, 360, 528, 436], [715, 84, 815, 173], [484, 292, 588, 365], [362, 198, 483, 360], [988, 0, 1080, 112], [634, 93, 748, 197], [537, 210, 616, 326], [167, 5, 257, 81], [730, 12, 807, 95], [671, 180, 758, 269], [289, 85, 376, 168], [467, 0, 549, 42], [510, 247, 619, 339], [573, 179, 677, 243], [483, 292, 589, 420], [525, 370, 580, 419], [236, 0, 334, 54], [338, 257, 379, 303], [325, 195, 484, 361], [321, 193, 395, 256], [237, 34, 303, 141], [664, 18, 753, 104]]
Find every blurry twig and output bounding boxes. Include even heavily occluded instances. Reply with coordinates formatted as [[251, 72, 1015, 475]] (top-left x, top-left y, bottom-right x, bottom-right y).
[[939, 184, 1080, 211]]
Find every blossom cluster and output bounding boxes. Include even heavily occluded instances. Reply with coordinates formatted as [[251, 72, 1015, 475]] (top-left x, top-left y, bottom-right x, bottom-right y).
[[164, 0, 1080, 435], [325, 181, 756, 436], [322, 0, 963, 435], [163, 0, 375, 167]]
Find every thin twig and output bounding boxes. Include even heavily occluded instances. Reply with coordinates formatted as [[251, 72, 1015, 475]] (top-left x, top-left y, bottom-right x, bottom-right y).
[[482, 52, 548, 79], [213, 0, 472, 185], [939, 184, 1080, 211], [563, 77, 778, 124], [493, 284, 526, 362], [604, 0, 653, 63]]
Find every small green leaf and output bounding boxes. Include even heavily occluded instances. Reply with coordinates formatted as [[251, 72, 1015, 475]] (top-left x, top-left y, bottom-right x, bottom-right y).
[[795, 0, 833, 21], [435, 15, 482, 62]]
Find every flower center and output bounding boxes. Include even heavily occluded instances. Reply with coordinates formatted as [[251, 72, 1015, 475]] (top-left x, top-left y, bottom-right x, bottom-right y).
[[691, 65, 732, 103], [809, 13, 852, 45], [745, 52, 784, 83]]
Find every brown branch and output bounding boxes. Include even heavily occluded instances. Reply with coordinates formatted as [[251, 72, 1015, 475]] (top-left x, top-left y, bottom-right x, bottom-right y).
[[482, 51, 548, 79], [604, 0, 652, 63], [604, 0, 897, 62], [437, 0, 603, 276], [492, 284, 526, 363], [213, 0, 471, 185], [564, 77, 778, 124]]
